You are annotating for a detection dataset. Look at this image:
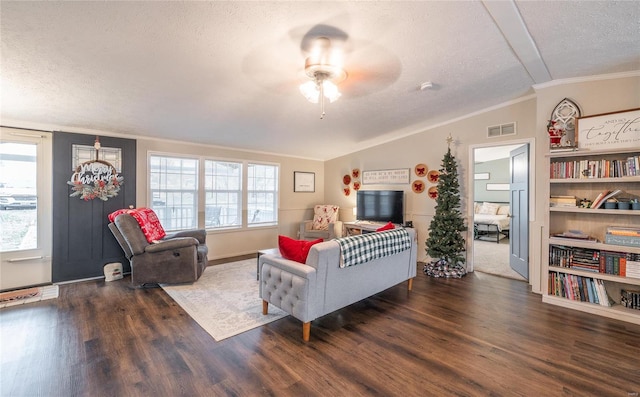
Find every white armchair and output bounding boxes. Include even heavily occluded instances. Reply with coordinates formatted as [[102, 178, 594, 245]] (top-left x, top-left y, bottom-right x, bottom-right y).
[[299, 205, 343, 240]]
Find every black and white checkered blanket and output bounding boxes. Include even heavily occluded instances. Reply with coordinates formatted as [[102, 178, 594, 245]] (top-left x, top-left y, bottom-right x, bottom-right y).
[[336, 228, 412, 268]]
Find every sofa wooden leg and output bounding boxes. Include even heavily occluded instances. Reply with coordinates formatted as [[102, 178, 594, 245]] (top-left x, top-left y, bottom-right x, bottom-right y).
[[302, 322, 310, 342], [262, 300, 268, 315], [408, 278, 413, 291]]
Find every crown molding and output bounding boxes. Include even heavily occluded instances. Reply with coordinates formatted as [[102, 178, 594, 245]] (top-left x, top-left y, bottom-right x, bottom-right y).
[[532, 70, 640, 91], [0, 118, 324, 162]]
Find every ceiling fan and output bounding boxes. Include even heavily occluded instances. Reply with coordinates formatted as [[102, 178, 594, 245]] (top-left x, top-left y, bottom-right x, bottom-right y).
[[296, 24, 402, 119], [242, 23, 401, 118]]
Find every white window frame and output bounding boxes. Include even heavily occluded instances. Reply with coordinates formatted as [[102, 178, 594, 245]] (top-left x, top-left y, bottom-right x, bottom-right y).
[[147, 152, 279, 231], [247, 162, 279, 227], [148, 153, 199, 232], [204, 159, 243, 229]]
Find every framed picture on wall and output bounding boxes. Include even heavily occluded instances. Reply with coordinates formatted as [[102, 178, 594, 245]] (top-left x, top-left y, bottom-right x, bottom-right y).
[[474, 172, 490, 180], [294, 171, 315, 192]]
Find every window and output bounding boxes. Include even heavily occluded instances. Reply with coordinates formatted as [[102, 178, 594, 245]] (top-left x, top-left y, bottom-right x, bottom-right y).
[[204, 160, 242, 228], [72, 144, 122, 172], [0, 142, 38, 251], [149, 155, 198, 231], [148, 154, 279, 231], [247, 163, 278, 226]]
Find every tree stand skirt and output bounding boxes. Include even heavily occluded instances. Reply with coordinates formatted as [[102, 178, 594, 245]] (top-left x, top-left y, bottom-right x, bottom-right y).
[[424, 259, 467, 278]]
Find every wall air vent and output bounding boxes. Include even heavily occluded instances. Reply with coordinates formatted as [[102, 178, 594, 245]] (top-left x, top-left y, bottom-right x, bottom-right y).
[[487, 122, 516, 138]]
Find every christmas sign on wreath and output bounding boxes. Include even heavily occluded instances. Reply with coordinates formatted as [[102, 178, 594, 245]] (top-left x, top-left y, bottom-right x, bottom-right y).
[[68, 159, 123, 201]]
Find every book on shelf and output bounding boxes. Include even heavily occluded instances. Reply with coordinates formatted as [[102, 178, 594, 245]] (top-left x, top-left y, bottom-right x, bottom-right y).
[[550, 195, 578, 207], [550, 154, 640, 179], [606, 226, 640, 237], [621, 289, 640, 310], [590, 191, 608, 208], [591, 189, 623, 209], [595, 279, 613, 307], [627, 259, 640, 279], [605, 233, 640, 247], [600, 251, 626, 276], [548, 271, 611, 306], [552, 230, 595, 240], [550, 245, 639, 277]]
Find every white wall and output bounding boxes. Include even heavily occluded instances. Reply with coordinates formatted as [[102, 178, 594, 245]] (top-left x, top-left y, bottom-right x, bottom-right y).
[[474, 158, 510, 203]]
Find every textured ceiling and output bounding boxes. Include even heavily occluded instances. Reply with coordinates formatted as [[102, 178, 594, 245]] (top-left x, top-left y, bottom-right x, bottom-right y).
[[1, 1, 639, 160]]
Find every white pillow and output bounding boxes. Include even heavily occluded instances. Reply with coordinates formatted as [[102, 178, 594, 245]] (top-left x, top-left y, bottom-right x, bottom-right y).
[[497, 205, 510, 215], [474, 202, 481, 214], [478, 202, 500, 215]]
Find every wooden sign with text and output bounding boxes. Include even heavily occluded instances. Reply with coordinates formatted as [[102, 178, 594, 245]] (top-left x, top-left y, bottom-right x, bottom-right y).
[[576, 108, 640, 150]]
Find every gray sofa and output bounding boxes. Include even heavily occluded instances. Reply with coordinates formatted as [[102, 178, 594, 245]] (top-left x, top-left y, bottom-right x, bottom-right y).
[[259, 228, 417, 341]]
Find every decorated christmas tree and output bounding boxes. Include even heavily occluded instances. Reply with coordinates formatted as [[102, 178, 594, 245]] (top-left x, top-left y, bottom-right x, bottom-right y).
[[424, 135, 467, 278]]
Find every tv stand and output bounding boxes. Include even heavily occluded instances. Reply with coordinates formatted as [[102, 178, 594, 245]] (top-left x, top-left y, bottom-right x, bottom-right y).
[[343, 221, 386, 236]]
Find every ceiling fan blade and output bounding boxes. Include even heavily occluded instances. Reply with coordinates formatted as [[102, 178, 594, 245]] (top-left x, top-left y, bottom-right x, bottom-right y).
[[298, 24, 350, 55], [340, 40, 401, 98], [242, 21, 400, 98], [241, 34, 304, 95]]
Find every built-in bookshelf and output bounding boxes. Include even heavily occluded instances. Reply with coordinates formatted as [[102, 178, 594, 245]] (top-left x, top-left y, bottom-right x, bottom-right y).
[[544, 148, 640, 325]]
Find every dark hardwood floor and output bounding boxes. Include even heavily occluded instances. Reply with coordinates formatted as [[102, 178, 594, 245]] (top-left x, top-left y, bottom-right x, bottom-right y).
[[1, 259, 639, 397]]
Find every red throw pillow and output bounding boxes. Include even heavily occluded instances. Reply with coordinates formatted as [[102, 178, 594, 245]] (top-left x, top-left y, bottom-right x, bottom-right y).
[[376, 222, 395, 232], [278, 235, 323, 264]]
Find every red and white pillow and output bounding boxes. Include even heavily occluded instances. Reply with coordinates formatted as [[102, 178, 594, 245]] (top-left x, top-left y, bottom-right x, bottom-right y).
[[312, 205, 339, 230], [108, 208, 166, 243]]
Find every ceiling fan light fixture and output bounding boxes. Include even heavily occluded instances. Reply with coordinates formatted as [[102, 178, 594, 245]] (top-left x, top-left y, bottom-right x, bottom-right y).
[[299, 77, 341, 104], [303, 58, 347, 83], [300, 37, 346, 119], [299, 80, 320, 104]]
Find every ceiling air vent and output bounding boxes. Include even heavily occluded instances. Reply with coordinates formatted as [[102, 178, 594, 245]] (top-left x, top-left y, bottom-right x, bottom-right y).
[[487, 122, 516, 138]]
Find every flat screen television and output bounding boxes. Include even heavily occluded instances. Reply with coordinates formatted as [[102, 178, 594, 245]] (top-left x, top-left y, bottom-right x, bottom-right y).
[[356, 190, 404, 225]]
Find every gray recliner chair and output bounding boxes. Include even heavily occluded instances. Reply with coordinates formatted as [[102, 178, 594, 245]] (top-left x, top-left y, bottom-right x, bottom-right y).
[[108, 213, 208, 286]]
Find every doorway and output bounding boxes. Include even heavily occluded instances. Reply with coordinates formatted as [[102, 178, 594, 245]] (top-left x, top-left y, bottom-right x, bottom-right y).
[[470, 142, 531, 281], [0, 127, 53, 290]]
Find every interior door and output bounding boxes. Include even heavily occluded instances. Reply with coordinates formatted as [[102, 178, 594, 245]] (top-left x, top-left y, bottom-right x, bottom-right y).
[[0, 128, 53, 290], [509, 144, 529, 279], [52, 132, 136, 283]]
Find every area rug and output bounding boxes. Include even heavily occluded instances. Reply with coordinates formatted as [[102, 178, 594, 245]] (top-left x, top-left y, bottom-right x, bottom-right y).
[[160, 259, 288, 341], [0, 285, 59, 308]]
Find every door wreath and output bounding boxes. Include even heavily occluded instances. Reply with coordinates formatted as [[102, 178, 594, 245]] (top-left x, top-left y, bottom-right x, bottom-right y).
[[68, 159, 124, 201]]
